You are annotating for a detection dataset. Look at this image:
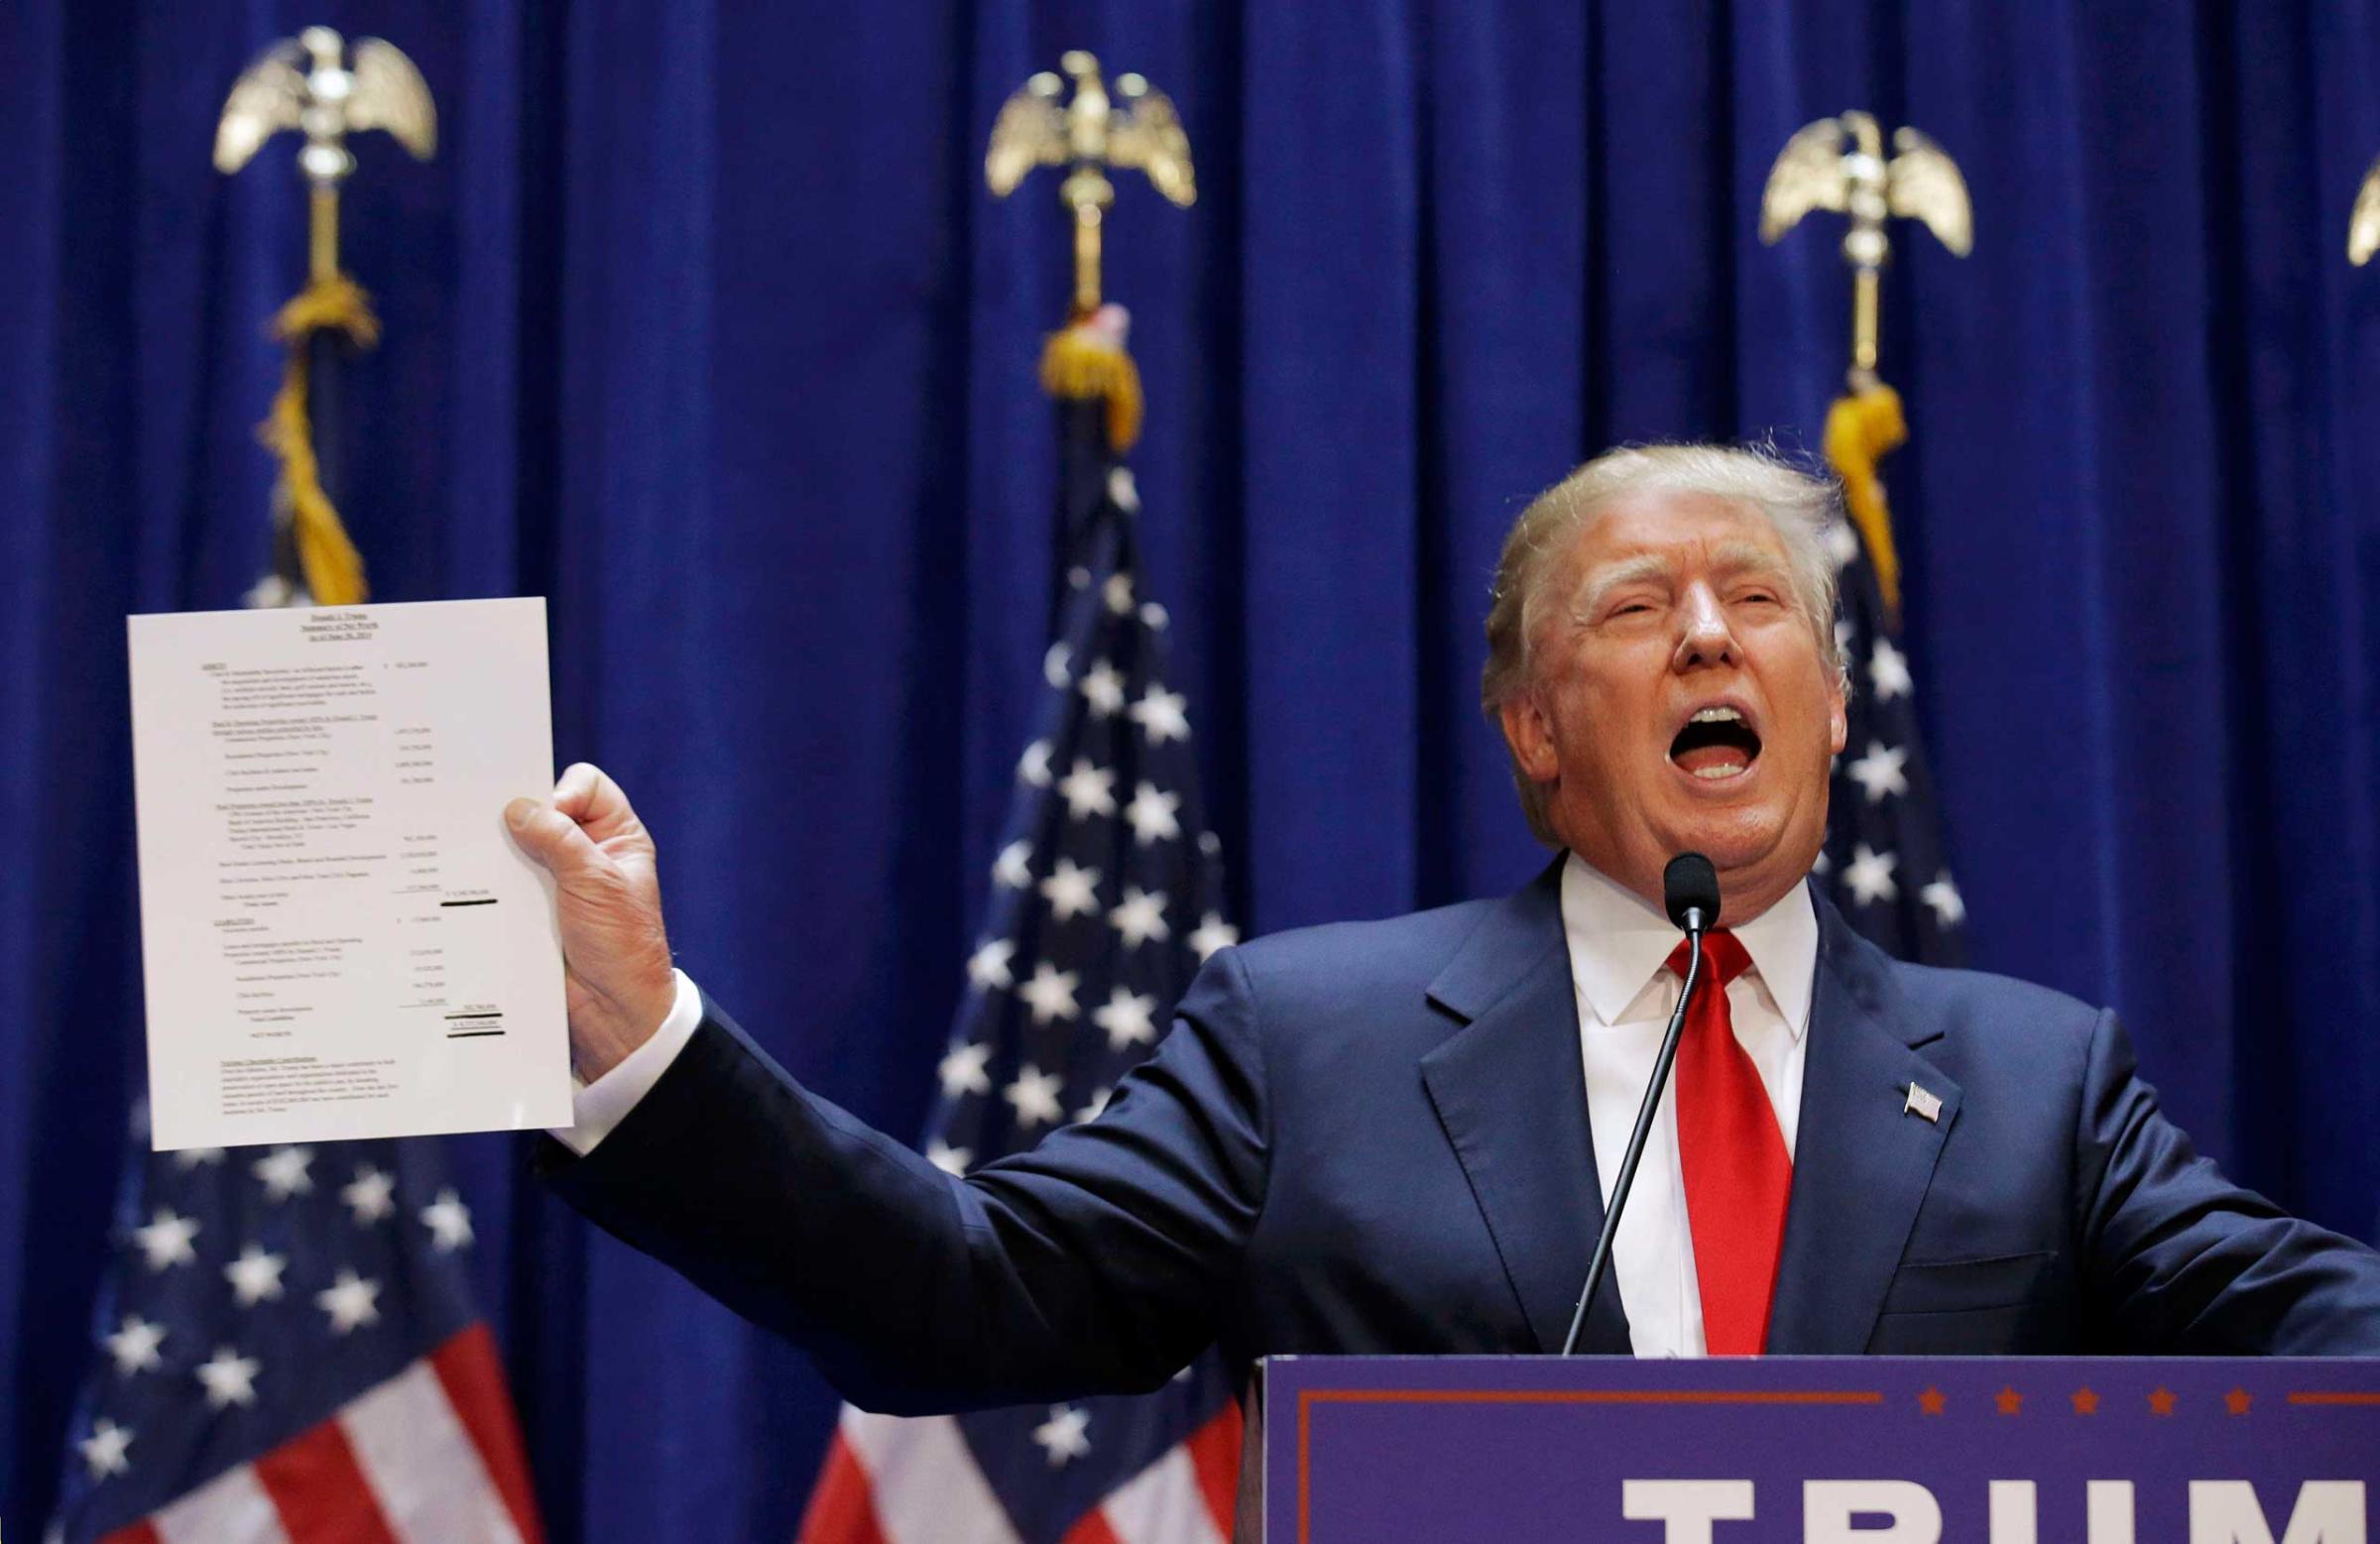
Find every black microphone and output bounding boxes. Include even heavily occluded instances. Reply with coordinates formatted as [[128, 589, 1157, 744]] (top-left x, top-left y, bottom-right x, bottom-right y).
[[1560, 853, 1722, 1355]]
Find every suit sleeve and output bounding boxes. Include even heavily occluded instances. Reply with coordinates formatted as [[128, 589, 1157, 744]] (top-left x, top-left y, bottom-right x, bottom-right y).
[[2074, 1009, 2380, 1353], [537, 948, 1270, 1413]]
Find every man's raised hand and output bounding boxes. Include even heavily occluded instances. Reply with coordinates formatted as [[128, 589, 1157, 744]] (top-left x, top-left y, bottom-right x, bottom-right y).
[[505, 763, 677, 1081]]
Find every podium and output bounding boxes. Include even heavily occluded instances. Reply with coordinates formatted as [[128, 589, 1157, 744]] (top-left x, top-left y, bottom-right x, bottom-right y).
[[1261, 1356, 2380, 1542]]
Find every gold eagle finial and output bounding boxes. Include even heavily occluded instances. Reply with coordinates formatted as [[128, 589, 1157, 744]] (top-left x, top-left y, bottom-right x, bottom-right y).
[[988, 52, 1194, 315], [1762, 111, 1970, 385], [216, 27, 435, 183], [2349, 152, 2380, 266]]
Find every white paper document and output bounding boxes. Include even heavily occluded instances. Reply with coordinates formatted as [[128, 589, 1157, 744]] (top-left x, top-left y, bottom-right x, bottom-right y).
[[128, 597, 572, 1149]]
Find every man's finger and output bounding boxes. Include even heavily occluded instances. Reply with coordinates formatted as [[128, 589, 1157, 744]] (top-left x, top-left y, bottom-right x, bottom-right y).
[[551, 762, 602, 813], [551, 763, 643, 843], [505, 796, 601, 874]]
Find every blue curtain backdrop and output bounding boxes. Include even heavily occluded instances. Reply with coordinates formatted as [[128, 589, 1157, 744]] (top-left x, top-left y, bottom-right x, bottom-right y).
[[6, 0, 2380, 1536]]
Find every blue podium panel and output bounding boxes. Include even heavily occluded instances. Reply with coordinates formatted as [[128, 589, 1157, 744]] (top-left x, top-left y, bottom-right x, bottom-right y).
[[1263, 1356, 2380, 1543]]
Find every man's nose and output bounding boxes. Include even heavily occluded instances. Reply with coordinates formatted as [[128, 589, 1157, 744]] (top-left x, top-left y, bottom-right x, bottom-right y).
[[1672, 584, 1739, 668]]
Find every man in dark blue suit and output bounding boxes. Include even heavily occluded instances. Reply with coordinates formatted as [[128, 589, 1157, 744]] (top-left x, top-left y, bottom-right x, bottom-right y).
[[508, 444, 2380, 1409]]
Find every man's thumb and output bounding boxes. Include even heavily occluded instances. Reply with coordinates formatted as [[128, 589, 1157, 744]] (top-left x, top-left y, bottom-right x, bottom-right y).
[[505, 797, 595, 872]]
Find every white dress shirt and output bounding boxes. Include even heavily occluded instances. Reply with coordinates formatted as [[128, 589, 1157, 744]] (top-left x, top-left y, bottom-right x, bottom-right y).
[[555, 858, 1820, 1361], [1561, 852, 1815, 1358]]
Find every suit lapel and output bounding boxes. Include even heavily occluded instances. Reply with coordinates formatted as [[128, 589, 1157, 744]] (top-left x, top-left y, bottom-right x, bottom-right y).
[[1766, 890, 1963, 1353], [1418, 862, 1630, 1355]]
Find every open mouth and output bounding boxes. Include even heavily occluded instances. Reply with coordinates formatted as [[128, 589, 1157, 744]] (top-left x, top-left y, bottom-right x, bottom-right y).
[[1669, 705, 1762, 781]]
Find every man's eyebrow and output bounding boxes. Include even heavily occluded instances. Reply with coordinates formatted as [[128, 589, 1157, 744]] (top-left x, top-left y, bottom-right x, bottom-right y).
[[1572, 554, 1670, 619]]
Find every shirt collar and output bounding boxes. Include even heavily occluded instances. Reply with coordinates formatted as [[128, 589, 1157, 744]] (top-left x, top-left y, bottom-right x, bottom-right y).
[[1558, 850, 1818, 1038]]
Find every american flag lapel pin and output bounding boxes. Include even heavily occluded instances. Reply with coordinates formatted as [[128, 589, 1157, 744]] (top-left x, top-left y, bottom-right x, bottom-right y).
[[1904, 1082, 1944, 1124]]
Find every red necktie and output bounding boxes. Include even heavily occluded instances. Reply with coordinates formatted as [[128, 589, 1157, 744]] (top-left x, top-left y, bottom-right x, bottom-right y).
[[1664, 930, 1792, 1355]]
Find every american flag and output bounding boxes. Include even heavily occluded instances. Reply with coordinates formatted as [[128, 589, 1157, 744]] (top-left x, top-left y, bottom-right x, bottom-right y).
[[797, 351, 1244, 1544], [1816, 420, 1966, 966], [47, 1123, 542, 1544]]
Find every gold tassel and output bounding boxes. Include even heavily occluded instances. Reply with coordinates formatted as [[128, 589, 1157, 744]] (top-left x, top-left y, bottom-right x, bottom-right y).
[[258, 275, 380, 606], [1823, 383, 1908, 620], [1038, 320, 1144, 452]]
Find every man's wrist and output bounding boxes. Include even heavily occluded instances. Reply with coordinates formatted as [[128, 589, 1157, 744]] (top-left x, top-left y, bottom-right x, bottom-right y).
[[553, 969, 702, 1156], [572, 964, 680, 1082]]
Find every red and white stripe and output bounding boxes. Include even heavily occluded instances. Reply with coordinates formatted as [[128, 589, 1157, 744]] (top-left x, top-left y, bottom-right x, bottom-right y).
[[102, 1324, 543, 1544], [796, 1401, 1241, 1544]]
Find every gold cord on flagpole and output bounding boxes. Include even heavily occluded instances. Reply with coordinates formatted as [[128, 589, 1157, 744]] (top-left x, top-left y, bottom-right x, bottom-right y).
[[1822, 385, 1907, 617], [261, 276, 381, 606], [1039, 317, 1145, 453]]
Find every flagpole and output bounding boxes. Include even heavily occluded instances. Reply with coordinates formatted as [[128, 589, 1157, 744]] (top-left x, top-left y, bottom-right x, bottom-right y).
[[793, 52, 1242, 1544], [1758, 109, 1974, 967], [214, 25, 435, 607], [1759, 109, 1970, 617], [306, 184, 349, 560]]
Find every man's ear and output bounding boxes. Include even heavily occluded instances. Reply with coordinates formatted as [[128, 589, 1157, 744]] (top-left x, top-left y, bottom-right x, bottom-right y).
[[1826, 673, 1848, 758], [1499, 693, 1561, 785]]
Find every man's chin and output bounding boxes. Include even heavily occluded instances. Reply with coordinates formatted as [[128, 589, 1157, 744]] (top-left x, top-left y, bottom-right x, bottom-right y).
[[1662, 804, 1783, 867], [1659, 807, 1809, 895]]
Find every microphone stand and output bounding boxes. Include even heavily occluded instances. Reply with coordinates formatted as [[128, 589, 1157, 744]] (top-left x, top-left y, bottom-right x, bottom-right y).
[[1559, 921, 1705, 1356]]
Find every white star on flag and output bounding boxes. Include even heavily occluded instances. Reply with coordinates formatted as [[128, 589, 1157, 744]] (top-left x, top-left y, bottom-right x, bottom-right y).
[[1033, 1403, 1093, 1466], [966, 937, 1017, 992], [1016, 964, 1082, 1025], [171, 1147, 225, 1170], [1056, 759, 1117, 820], [1075, 1087, 1112, 1124], [315, 1269, 383, 1334], [195, 1346, 261, 1409], [1103, 572, 1135, 616], [1845, 741, 1909, 803], [1138, 602, 1170, 632], [104, 1315, 166, 1376], [79, 1417, 134, 1479], [1108, 886, 1170, 948], [1078, 659, 1127, 718], [1018, 740, 1054, 787], [993, 840, 1034, 890], [1039, 858, 1103, 921], [132, 1208, 200, 1272], [925, 1139, 972, 1176], [1836, 617, 1856, 661], [1824, 521, 1862, 572], [1189, 912, 1241, 962], [938, 1040, 994, 1098], [341, 1165, 397, 1225], [1868, 637, 1913, 701], [223, 1244, 289, 1307], [1093, 986, 1158, 1051], [1107, 467, 1139, 511], [1043, 644, 1072, 688], [419, 1188, 474, 1253], [1124, 782, 1182, 846], [1921, 874, 1966, 927], [1129, 686, 1190, 745], [1004, 1065, 1066, 1128], [252, 1145, 314, 1203], [1843, 844, 1901, 905]]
